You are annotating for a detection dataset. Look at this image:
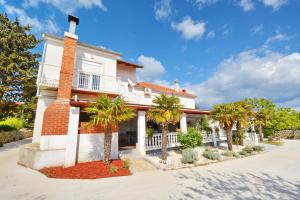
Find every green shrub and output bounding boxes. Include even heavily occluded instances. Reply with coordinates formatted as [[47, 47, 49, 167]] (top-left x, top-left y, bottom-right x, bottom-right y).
[[146, 127, 154, 139], [203, 148, 221, 160], [238, 150, 249, 156], [242, 146, 254, 154], [233, 153, 241, 158], [253, 145, 264, 152], [222, 150, 238, 157], [181, 148, 198, 164], [0, 124, 16, 131], [178, 128, 203, 149], [0, 118, 24, 131], [0, 142, 3, 147], [123, 159, 130, 169], [110, 165, 118, 173]]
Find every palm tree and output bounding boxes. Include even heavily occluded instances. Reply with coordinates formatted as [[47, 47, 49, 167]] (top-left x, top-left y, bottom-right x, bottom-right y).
[[147, 94, 182, 161], [211, 103, 238, 150], [245, 98, 275, 141], [85, 94, 135, 165], [234, 101, 254, 146]]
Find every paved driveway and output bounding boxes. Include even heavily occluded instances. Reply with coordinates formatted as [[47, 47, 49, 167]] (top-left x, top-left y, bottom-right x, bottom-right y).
[[0, 139, 300, 200]]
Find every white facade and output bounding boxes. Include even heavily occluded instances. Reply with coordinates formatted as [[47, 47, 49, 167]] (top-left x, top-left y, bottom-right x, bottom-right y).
[[24, 32, 200, 170], [37, 34, 196, 109]]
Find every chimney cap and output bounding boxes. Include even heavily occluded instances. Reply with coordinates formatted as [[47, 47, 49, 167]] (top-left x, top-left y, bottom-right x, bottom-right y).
[[68, 15, 79, 25]]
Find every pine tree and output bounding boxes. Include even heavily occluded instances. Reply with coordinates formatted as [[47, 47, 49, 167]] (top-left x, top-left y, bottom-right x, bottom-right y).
[[0, 13, 40, 123], [0, 13, 40, 102]]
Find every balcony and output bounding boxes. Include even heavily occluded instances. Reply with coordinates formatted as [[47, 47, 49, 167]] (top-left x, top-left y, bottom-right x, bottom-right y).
[[37, 63, 120, 94]]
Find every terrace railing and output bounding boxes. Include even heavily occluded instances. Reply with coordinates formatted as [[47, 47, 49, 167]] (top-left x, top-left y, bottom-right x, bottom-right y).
[[145, 132, 180, 150], [37, 63, 120, 94]]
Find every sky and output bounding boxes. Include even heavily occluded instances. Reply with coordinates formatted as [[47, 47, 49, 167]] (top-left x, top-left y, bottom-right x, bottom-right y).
[[1, 0, 300, 110]]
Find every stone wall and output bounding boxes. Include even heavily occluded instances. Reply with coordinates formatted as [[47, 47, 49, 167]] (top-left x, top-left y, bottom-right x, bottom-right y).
[[276, 130, 300, 139]]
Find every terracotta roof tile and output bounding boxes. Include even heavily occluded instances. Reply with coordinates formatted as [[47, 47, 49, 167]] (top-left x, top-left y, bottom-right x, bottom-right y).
[[136, 82, 196, 98]]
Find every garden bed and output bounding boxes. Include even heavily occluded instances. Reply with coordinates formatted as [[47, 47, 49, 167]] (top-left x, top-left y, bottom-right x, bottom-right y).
[[39, 160, 131, 179], [144, 144, 264, 170]]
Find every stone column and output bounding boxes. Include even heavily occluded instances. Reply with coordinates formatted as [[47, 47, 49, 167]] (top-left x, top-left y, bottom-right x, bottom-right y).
[[137, 111, 146, 156], [180, 113, 187, 133], [64, 106, 80, 167]]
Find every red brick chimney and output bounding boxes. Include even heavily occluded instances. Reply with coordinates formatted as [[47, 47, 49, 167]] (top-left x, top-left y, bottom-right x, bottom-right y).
[[41, 15, 79, 136]]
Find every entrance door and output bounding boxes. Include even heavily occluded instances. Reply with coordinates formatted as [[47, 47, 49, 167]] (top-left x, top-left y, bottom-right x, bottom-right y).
[[118, 117, 137, 150]]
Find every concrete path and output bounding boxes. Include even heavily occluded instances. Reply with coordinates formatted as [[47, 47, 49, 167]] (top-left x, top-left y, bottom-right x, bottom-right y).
[[0, 140, 300, 200]]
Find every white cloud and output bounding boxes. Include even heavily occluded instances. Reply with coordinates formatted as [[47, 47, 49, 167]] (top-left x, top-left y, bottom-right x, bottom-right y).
[[154, 0, 172, 21], [237, 0, 255, 11], [222, 24, 231, 37], [206, 31, 216, 39], [0, 0, 60, 34], [188, 0, 221, 8], [23, 0, 106, 13], [137, 55, 166, 82], [252, 24, 264, 34], [171, 16, 206, 40], [185, 50, 300, 111], [260, 0, 288, 11], [264, 31, 288, 46]]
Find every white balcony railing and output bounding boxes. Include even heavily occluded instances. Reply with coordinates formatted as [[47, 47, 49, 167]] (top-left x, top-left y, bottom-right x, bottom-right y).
[[145, 131, 228, 150], [145, 132, 180, 150], [37, 63, 120, 94]]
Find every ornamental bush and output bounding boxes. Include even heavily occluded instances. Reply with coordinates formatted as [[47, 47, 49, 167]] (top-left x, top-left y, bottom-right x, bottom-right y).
[[222, 150, 238, 157], [181, 148, 198, 164], [243, 146, 254, 154], [203, 148, 221, 160], [253, 145, 264, 152], [0, 118, 24, 131], [238, 150, 249, 156], [123, 159, 130, 169], [178, 128, 203, 149], [110, 165, 118, 173]]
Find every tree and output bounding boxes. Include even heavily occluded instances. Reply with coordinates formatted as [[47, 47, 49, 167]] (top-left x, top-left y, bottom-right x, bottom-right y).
[[196, 115, 212, 134], [147, 94, 182, 161], [234, 101, 254, 146], [211, 103, 238, 150], [0, 13, 40, 124], [0, 13, 40, 102], [265, 108, 300, 136], [85, 95, 135, 165], [245, 98, 275, 141]]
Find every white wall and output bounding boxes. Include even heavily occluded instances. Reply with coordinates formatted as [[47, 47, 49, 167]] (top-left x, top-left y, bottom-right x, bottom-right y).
[[117, 66, 136, 82], [43, 39, 63, 67], [40, 135, 67, 150], [32, 95, 56, 143], [120, 85, 196, 109], [74, 46, 119, 93], [39, 36, 197, 109], [41, 36, 119, 93], [77, 133, 119, 162]]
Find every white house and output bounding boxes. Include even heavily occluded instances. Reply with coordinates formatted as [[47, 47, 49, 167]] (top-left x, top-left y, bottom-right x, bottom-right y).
[[18, 15, 228, 169]]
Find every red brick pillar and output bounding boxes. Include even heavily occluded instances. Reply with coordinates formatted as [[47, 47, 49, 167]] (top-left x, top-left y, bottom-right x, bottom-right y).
[[57, 36, 77, 100], [41, 35, 78, 136]]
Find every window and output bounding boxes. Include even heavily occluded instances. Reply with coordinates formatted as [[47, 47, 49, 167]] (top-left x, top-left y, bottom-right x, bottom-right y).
[[78, 72, 101, 91], [78, 72, 90, 89], [92, 74, 101, 90]]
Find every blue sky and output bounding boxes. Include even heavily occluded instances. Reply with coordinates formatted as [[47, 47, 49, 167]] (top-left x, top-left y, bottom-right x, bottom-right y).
[[1, 0, 300, 110]]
